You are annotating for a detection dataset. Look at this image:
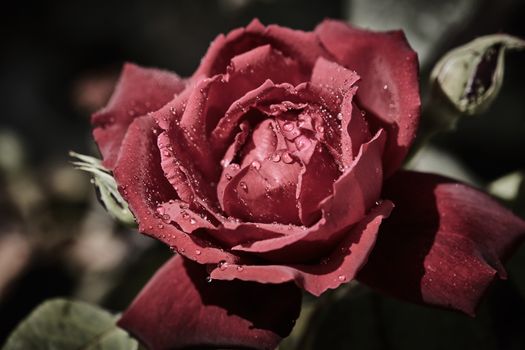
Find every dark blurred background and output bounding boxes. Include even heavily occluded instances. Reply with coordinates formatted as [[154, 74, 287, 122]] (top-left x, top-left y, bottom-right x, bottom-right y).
[[0, 0, 524, 349]]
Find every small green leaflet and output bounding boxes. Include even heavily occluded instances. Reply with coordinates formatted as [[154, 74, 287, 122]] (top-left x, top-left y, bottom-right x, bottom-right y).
[[70, 151, 135, 226]]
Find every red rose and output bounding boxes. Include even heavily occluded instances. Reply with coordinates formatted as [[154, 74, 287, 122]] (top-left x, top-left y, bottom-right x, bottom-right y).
[[91, 19, 525, 350]]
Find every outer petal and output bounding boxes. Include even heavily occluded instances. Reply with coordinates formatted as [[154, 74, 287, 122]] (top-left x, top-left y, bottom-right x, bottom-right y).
[[315, 20, 420, 176], [92, 63, 185, 169], [113, 115, 238, 265], [119, 255, 302, 350], [193, 18, 329, 78], [358, 171, 525, 315], [211, 200, 393, 296]]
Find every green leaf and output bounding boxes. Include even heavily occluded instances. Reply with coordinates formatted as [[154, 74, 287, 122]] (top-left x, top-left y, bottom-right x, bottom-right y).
[[70, 151, 135, 226], [431, 34, 525, 120], [2, 299, 138, 350]]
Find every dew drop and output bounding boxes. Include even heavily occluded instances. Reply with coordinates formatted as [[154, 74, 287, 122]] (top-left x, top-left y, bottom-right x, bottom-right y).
[[251, 160, 261, 170], [271, 153, 281, 162], [283, 121, 294, 131], [383, 84, 388, 90], [206, 276, 213, 283], [294, 135, 311, 151], [316, 125, 325, 133], [236, 265, 244, 272], [218, 261, 228, 271], [338, 275, 346, 282], [157, 223, 164, 229], [282, 152, 293, 164], [337, 112, 343, 120], [225, 173, 232, 180], [189, 218, 197, 224], [195, 249, 202, 255], [239, 181, 248, 192]]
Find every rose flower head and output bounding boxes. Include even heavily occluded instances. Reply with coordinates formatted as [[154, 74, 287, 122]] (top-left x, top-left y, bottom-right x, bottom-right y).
[[91, 19, 525, 350]]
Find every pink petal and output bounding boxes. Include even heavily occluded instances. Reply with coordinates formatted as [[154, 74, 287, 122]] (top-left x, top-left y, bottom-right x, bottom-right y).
[[175, 45, 304, 179], [315, 20, 420, 176], [119, 255, 302, 350], [193, 18, 328, 79], [113, 116, 237, 265], [297, 141, 340, 226], [310, 57, 360, 100], [231, 129, 386, 263], [211, 81, 300, 152], [221, 154, 303, 225], [92, 63, 185, 169], [357, 171, 525, 315], [211, 200, 393, 296]]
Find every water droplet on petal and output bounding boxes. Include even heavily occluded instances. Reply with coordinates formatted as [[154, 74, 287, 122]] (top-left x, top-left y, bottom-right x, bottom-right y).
[[337, 112, 343, 120], [195, 249, 202, 255], [283, 121, 294, 131], [271, 153, 281, 162], [236, 265, 244, 272], [282, 152, 293, 164], [189, 218, 196, 224], [294, 135, 311, 151], [206, 276, 213, 283], [218, 261, 228, 271], [225, 173, 232, 180], [338, 275, 346, 282], [239, 181, 248, 192], [251, 160, 261, 170]]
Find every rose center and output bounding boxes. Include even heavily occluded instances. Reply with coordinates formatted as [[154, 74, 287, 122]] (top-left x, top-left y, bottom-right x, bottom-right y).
[[218, 103, 339, 225]]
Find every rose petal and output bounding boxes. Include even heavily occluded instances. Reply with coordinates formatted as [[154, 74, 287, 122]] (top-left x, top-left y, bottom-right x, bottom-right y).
[[157, 199, 216, 234], [221, 154, 303, 225], [357, 171, 525, 315], [114, 116, 237, 264], [211, 200, 393, 296], [315, 20, 420, 176], [297, 141, 340, 226], [119, 255, 302, 350], [193, 18, 329, 78], [176, 45, 304, 179], [211, 81, 302, 153], [92, 63, 185, 169], [158, 130, 218, 208], [310, 57, 360, 101], [342, 96, 371, 163], [231, 129, 386, 263]]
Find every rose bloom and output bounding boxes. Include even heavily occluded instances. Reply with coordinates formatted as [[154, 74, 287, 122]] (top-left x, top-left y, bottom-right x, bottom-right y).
[[91, 19, 525, 350]]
